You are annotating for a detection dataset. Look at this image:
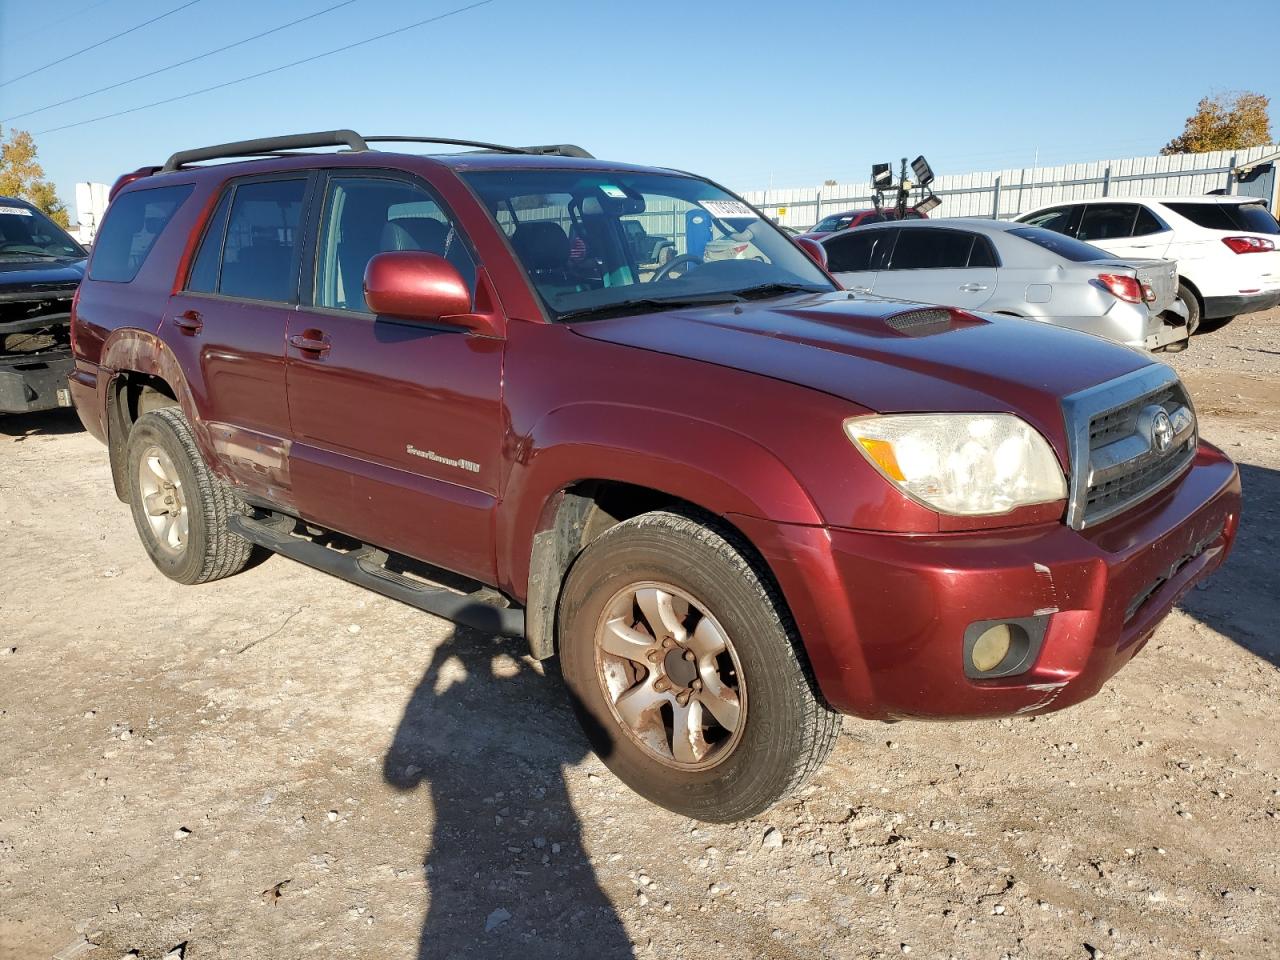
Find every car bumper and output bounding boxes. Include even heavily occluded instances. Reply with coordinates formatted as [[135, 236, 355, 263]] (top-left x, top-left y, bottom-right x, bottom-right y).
[[1202, 290, 1280, 320], [1036, 299, 1187, 351], [734, 441, 1240, 721], [0, 351, 75, 413]]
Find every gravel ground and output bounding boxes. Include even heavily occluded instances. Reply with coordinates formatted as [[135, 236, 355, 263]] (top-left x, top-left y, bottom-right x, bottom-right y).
[[1, 310, 1278, 960]]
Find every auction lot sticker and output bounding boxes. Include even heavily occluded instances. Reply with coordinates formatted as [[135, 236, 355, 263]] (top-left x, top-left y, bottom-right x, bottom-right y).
[[0, 206, 33, 216], [699, 200, 758, 220]]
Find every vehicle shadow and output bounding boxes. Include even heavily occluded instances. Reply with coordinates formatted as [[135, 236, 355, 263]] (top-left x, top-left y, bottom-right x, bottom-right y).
[[1178, 460, 1279, 667], [0, 407, 82, 439], [383, 625, 635, 960]]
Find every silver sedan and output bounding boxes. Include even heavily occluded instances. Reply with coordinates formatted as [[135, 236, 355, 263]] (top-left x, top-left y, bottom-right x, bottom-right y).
[[820, 218, 1188, 350]]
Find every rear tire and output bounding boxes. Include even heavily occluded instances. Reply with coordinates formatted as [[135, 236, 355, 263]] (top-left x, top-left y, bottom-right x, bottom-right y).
[[557, 510, 840, 822], [124, 407, 252, 585], [1176, 282, 1201, 335]]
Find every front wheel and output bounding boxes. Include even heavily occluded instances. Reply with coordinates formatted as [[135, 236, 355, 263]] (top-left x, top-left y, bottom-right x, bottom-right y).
[[557, 511, 840, 822]]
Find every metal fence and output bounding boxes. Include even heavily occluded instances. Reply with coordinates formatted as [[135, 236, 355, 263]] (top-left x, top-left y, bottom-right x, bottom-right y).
[[739, 144, 1280, 230]]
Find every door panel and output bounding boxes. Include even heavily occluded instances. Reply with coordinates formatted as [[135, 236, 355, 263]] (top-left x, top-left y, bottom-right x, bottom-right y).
[[873, 228, 996, 310], [285, 172, 504, 583]]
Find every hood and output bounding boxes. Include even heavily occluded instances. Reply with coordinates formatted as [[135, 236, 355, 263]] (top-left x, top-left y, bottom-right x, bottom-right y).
[[0, 258, 86, 296], [569, 291, 1155, 448]]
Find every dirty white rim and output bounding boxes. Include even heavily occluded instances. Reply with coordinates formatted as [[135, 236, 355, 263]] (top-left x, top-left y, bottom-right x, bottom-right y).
[[594, 581, 746, 770], [137, 445, 188, 555]]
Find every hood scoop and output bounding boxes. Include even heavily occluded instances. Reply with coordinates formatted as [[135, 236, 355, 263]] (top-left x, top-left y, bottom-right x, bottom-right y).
[[882, 306, 983, 337]]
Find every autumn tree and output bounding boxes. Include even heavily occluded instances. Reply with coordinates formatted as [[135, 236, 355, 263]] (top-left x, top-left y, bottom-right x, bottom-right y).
[[0, 126, 69, 227], [1163, 91, 1273, 155]]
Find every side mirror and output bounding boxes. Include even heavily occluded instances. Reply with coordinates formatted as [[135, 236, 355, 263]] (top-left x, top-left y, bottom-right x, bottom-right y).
[[364, 251, 475, 328], [794, 236, 828, 270]]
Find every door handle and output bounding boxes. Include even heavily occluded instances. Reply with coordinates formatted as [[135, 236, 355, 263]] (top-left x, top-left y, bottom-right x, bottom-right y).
[[958, 283, 989, 292], [173, 309, 203, 333], [289, 331, 331, 355]]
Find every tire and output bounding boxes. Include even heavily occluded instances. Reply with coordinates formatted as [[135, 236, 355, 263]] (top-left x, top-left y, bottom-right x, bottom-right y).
[[1176, 282, 1201, 335], [124, 406, 253, 585], [557, 510, 840, 822]]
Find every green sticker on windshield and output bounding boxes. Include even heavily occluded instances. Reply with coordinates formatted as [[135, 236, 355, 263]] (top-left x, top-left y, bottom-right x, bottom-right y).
[[599, 185, 627, 199]]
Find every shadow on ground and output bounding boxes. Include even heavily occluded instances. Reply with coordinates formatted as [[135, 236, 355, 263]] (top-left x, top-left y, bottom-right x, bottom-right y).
[[0, 407, 82, 439], [1180, 461, 1279, 667], [384, 626, 635, 960]]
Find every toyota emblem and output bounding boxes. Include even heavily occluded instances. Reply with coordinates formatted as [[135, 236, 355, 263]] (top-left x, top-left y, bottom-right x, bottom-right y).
[[1151, 409, 1174, 452]]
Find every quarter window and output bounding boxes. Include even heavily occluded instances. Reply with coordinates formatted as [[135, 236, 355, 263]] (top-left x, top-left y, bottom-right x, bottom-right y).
[[88, 184, 193, 283], [1133, 206, 1166, 237], [1078, 204, 1138, 242], [315, 176, 475, 313], [216, 179, 306, 302]]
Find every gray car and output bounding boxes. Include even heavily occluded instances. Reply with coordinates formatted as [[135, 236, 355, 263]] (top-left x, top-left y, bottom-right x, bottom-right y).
[[820, 218, 1188, 350]]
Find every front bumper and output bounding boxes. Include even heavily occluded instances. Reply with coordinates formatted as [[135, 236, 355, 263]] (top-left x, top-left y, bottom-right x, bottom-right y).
[[1202, 290, 1280, 320], [0, 351, 75, 413], [735, 441, 1240, 720]]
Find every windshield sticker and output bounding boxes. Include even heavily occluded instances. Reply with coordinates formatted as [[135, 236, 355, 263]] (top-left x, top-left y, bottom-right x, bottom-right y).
[[699, 199, 758, 220], [599, 184, 627, 199], [0, 206, 33, 216]]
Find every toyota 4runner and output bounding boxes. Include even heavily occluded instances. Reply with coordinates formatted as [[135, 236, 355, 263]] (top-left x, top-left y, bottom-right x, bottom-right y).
[[70, 131, 1241, 821]]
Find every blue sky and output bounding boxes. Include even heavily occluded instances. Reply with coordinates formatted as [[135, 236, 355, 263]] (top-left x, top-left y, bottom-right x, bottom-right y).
[[1, 0, 1277, 220]]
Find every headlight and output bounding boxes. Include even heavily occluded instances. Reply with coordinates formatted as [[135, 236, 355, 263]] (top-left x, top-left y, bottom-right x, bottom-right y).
[[845, 413, 1067, 516]]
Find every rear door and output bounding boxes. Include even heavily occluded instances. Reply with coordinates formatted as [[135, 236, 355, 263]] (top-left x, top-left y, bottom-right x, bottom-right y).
[[284, 169, 504, 583], [1077, 203, 1173, 259], [871, 227, 998, 310], [823, 227, 892, 292], [165, 173, 311, 503]]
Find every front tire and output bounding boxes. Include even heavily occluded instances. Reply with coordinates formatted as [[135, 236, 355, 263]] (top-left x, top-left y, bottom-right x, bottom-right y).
[[125, 407, 252, 585], [557, 510, 840, 822]]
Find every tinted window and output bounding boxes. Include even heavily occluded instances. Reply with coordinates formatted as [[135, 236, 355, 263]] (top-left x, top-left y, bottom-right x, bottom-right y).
[[186, 190, 231, 293], [0, 203, 84, 260], [1078, 204, 1138, 241], [315, 176, 475, 312], [88, 184, 192, 283], [1020, 206, 1073, 234], [824, 230, 890, 272], [887, 228, 973, 269], [968, 235, 999, 267], [217, 179, 306, 302], [1133, 206, 1166, 237], [1166, 201, 1279, 235], [1008, 226, 1110, 262]]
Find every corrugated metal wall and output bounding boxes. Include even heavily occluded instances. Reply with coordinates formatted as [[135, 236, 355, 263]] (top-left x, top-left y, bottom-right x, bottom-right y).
[[740, 144, 1280, 229]]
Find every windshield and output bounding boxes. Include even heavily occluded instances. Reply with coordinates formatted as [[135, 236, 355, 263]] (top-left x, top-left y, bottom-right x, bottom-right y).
[[463, 170, 833, 320], [0, 202, 85, 260], [1007, 225, 1112, 262]]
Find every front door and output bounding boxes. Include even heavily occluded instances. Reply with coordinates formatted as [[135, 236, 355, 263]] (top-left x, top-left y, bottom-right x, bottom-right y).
[[284, 172, 504, 583]]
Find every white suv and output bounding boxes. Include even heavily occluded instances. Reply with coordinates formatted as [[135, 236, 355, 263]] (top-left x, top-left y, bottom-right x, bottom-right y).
[[1015, 196, 1280, 332]]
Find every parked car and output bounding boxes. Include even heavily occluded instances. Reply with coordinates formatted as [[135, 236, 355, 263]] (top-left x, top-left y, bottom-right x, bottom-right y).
[[1015, 196, 1280, 331], [821, 218, 1189, 350], [71, 130, 1239, 822], [0, 196, 87, 414], [798, 206, 926, 241]]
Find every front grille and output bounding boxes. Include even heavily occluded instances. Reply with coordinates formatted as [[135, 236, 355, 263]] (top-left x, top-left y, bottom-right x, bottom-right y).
[[1061, 368, 1197, 530]]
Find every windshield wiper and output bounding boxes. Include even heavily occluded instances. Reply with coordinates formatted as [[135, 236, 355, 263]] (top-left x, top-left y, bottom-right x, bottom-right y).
[[731, 282, 827, 301], [0, 251, 64, 260], [556, 293, 744, 324]]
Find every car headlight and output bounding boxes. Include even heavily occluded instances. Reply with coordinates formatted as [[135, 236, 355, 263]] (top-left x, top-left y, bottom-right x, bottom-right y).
[[845, 413, 1067, 516]]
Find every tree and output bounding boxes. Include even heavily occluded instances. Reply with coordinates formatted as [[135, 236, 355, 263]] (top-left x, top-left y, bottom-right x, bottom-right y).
[[1163, 91, 1273, 155], [0, 126, 69, 227]]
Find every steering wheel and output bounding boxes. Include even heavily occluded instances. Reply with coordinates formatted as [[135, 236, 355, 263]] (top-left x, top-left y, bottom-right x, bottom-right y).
[[651, 253, 703, 282]]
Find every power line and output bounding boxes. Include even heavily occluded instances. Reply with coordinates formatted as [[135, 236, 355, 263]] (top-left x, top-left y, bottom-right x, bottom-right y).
[[4, 0, 360, 123], [6, 0, 116, 44], [38, 0, 495, 135], [0, 0, 203, 89]]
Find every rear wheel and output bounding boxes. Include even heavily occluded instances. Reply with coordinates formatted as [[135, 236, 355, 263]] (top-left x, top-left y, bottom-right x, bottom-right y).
[[557, 510, 840, 822], [1176, 282, 1202, 335], [125, 407, 252, 585]]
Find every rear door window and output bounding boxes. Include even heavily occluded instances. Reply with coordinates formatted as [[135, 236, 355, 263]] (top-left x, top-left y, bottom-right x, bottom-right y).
[[88, 184, 193, 283], [1020, 206, 1074, 235], [216, 179, 307, 302], [1133, 206, 1166, 236], [186, 190, 232, 294], [968, 235, 1000, 267], [1078, 204, 1139, 242], [886, 228, 973, 270]]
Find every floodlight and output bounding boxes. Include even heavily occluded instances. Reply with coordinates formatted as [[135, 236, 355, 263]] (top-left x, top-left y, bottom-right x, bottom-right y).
[[871, 163, 893, 188], [915, 193, 942, 215], [910, 155, 935, 187]]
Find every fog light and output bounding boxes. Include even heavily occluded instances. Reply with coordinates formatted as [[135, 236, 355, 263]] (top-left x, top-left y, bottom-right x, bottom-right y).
[[971, 624, 1013, 672]]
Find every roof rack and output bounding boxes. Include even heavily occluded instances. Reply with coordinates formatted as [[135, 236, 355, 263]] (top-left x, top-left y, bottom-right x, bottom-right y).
[[160, 130, 593, 172]]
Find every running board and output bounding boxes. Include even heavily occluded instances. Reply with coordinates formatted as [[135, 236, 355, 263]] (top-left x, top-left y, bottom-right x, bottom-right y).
[[228, 514, 525, 637]]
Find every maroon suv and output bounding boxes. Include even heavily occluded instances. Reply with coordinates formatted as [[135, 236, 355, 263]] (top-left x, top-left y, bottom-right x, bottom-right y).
[[70, 130, 1240, 821]]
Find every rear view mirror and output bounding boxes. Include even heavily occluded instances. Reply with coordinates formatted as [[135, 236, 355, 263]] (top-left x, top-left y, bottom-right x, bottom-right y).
[[364, 251, 476, 328], [794, 236, 828, 270]]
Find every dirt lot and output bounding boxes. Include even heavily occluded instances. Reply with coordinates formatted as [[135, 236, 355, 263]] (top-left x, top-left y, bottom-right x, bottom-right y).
[[2, 311, 1278, 960]]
